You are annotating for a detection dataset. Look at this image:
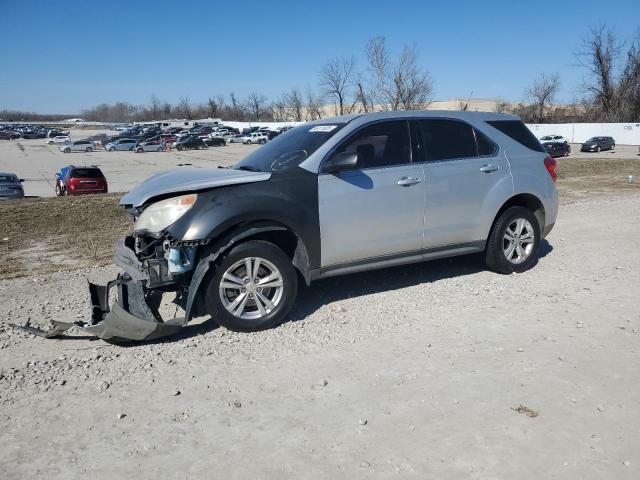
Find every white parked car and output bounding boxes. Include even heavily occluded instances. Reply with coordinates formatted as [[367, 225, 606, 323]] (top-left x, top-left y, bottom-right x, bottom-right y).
[[241, 132, 268, 144], [46, 135, 70, 144], [539, 134, 567, 144], [59, 139, 94, 153]]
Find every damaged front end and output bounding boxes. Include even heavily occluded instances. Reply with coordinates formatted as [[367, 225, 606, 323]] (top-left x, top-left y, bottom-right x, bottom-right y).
[[19, 235, 208, 342]]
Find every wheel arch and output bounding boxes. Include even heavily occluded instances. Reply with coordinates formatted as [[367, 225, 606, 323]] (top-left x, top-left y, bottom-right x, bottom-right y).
[[184, 221, 311, 321], [489, 193, 545, 240]]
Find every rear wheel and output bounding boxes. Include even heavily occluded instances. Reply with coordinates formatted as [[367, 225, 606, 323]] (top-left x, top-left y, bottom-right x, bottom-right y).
[[205, 240, 298, 332], [157, 147, 163, 152], [485, 206, 540, 274], [85, 147, 92, 152]]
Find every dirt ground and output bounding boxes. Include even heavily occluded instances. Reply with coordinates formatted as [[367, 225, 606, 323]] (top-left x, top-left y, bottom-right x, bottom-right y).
[[0, 192, 639, 478]]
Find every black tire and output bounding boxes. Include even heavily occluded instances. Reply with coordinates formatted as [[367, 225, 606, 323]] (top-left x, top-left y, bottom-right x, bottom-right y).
[[485, 206, 541, 274], [55, 183, 63, 196], [597, 146, 601, 152], [204, 240, 298, 332], [63, 148, 70, 153], [109, 147, 115, 152], [86, 147, 92, 152]]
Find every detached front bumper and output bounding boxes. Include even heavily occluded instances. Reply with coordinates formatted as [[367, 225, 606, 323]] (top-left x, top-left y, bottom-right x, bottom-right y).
[[14, 237, 196, 342]]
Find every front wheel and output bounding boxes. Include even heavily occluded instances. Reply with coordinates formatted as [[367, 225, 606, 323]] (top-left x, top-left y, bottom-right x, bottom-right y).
[[205, 240, 298, 332], [109, 147, 115, 152], [485, 206, 540, 274], [55, 183, 63, 196], [63, 148, 70, 153]]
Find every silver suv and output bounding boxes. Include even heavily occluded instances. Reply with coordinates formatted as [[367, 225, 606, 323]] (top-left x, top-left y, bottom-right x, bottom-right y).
[[56, 111, 559, 341]]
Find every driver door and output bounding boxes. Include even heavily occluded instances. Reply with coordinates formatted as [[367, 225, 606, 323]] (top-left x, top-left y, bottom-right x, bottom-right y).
[[318, 120, 425, 267]]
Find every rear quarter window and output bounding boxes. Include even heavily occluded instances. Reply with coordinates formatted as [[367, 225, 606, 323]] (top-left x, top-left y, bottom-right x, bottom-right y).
[[486, 120, 545, 152]]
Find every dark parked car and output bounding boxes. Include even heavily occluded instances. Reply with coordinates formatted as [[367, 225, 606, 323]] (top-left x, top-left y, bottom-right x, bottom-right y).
[[22, 130, 47, 139], [0, 130, 21, 140], [176, 135, 207, 150], [55, 165, 108, 196], [0, 172, 25, 200], [580, 136, 615, 152], [204, 136, 226, 147], [542, 141, 570, 158]]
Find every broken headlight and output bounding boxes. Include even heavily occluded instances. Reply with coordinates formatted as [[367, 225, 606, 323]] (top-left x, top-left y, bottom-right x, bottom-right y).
[[134, 193, 197, 234]]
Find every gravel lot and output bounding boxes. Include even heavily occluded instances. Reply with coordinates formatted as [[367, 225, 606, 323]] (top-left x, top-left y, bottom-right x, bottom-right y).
[[0, 130, 260, 198], [1, 194, 639, 479]]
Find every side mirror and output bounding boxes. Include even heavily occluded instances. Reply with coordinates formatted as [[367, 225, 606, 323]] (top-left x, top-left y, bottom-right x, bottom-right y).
[[19, 178, 25, 182], [324, 152, 359, 173]]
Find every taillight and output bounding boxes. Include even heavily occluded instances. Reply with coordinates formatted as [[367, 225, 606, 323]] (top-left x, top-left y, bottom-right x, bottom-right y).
[[544, 156, 557, 182]]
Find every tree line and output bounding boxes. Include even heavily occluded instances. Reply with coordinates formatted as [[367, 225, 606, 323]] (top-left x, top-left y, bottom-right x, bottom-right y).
[[3, 28, 639, 124]]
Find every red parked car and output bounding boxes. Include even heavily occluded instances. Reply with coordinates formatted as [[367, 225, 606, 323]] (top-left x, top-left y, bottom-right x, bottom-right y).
[[55, 165, 108, 196]]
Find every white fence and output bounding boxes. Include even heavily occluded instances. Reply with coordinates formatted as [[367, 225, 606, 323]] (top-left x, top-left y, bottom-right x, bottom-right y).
[[526, 122, 640, 145]]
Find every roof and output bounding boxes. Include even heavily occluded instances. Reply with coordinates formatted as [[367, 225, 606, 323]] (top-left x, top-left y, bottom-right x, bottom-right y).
[[309, 110, 517, 126]]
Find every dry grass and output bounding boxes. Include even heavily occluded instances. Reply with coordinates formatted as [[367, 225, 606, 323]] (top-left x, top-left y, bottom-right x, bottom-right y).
[[512, 404, 540, 418], [556, 157, 640, 202], [0, 194, 131, 279]]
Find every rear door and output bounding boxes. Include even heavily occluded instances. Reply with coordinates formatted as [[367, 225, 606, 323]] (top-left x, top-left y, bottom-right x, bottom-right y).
[[318, 120, 425, 267], [412, 119, 512, 248]]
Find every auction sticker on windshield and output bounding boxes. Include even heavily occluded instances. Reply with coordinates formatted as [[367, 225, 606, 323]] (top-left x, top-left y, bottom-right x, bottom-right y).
[[309, 125, 337, 132]]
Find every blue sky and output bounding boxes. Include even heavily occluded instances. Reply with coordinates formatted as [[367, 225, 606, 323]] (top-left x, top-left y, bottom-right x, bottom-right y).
[[1, 0, 639, 113]]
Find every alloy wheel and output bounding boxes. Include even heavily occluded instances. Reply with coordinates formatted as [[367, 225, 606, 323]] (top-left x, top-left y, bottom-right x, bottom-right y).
[[503, 218, 535, 264], [218, 257, 284, 320]]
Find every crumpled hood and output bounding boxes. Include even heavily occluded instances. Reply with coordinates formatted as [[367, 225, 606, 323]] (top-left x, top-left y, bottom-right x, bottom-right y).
[[120, 168, 271, 208]]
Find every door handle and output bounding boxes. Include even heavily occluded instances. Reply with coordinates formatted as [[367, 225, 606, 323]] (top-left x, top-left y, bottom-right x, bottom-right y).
[[480, 164, 499, 173], [397, 176, 421, 187]]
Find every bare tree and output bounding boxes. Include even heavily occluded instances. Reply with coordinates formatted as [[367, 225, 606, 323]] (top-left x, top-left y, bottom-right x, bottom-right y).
[[366, 36, 433, 110], [206, 97, 219, 118], [305, 86, 324, 120], [229, 92, 245, 120], [318, 56, 356, 115], [148, 94, 163, 120], [246, 92, 268, 121], [526, 73, 561, 123], [575, 26, 622, 121], [618, 32, 640, 121], [271, 95, 288, 122], [176, 97, 193, 119], [285, 88, 304, 121]]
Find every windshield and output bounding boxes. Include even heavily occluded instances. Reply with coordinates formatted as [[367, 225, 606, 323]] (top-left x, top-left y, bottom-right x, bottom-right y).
[[586, 137, 599, 142], [234, 123, 345, 172], [0, 175, 18, 183]]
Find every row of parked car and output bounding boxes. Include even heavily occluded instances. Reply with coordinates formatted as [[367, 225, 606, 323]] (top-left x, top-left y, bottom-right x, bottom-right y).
[[538, 134, 616, 158], [99, 123, 293, 153], [0, 124, 70, 140]]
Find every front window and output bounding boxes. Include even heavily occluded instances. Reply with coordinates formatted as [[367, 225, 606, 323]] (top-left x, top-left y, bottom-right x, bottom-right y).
[[234, 123, 345, 172]]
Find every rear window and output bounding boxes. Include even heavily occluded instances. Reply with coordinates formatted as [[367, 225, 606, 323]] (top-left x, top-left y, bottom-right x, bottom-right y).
[[71, 168, 103, 178], [486, 120, 544, 152]]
